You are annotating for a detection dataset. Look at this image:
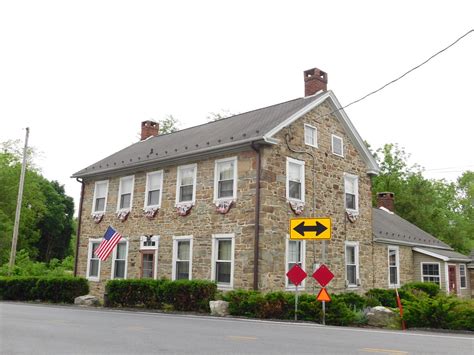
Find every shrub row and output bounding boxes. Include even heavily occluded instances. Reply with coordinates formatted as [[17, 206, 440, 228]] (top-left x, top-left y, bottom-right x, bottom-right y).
[[105, 279, 217, 313], [0, 276, 89, 303]]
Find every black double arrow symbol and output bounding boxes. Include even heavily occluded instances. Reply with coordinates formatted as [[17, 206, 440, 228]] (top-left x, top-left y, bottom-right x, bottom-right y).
[[293, 221, 328, 237]]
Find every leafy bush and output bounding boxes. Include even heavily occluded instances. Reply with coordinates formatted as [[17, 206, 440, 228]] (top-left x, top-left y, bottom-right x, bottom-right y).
[[105, 279, 217, 313], [0, 276, 88, 303], [401, 282, 439, 298], [0, 250, 74, 277], [106, 279, 163, 308], [223, 289, 264, 317], [335, 292, 367, 311], [365, 288, 397, 307]]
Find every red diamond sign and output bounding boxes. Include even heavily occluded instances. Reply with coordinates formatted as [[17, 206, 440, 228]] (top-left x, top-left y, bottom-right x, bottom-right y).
[[312, 264, 334, 287], [286, 264, 307, 286]]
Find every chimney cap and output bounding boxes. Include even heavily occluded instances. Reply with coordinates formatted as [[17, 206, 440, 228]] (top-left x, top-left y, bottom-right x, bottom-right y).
[[304, 67, 328, 96]]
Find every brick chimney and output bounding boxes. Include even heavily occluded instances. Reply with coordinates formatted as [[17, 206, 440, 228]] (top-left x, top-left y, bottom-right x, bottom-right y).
[[141, 120, 159, 141], [304, 67, 328, 96], [377, 192, 395, 212]]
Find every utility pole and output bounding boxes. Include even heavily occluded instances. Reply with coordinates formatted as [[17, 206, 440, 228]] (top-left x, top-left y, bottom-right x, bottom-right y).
[[8, 127, 30, 274]]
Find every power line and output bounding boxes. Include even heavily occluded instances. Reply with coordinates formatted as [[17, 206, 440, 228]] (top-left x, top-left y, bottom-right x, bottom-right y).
[[333, 29, 474, 113]]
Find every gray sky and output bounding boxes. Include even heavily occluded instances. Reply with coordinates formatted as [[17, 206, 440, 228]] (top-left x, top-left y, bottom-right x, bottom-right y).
[[1, 1, 473, 214]]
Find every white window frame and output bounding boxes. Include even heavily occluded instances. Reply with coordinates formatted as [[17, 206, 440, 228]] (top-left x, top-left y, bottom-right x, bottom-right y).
[[286, 157, 305, 203], [344, 173, 359, 214], [213, 157, 238, 202], [175, 164, 197, 205], [172, 236, 193, 280], [304, 124, 318, 148], [388, 246, 400, 288], [86, 238, 102, 282], [421, 262, 441, 286], [459, 264, 467, 289], [92, 180, 108, 214], [331, 134, 344, 157], [116, 175, 134, 212], [345, 241, 360, 288], [111, 239, 129, 280], [144, 170, 163, 209], [211, 234, 235, 290], [285, 235, 306, 290]]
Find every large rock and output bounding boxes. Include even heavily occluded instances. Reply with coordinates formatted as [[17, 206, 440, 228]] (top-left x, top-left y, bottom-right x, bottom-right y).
[[366, 306, 400, 328], [74, 295, 100, 307], [209, 300, 229, 317]]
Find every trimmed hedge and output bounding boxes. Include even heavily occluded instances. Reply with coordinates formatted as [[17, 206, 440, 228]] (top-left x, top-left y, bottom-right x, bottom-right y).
[[0, 276, 89, 303], [105, 279, 217, 313]]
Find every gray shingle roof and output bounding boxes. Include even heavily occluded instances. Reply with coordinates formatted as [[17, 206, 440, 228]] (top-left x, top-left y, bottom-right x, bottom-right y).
[[72, 93, 326, 179], [413, 247, 471, 262], [372, 207, 452, 249]]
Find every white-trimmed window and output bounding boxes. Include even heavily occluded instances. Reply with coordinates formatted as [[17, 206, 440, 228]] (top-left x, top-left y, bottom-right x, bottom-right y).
[[421, 262, 440, 286], [388, 246, 400, 287], [286, 157, 305, 202], [86, 238, 101, 281], [140, 235, 159, 279], [214, 157, 237, 201], [211, 234, 235, 289], [344, 173, 359, 214], [285, 236, 306, 289], [111, 240, 128, 279], [332, 134, 344, 157], [345, 241, 359, 287], [117, 176, 134, 211], [460, 264, 467, 289], [304, 124, 318, 147], [92, 180, 108, 213], [172, 236, 193, 280], [176, 164, 197, 204], [145, 171, 163, 208]]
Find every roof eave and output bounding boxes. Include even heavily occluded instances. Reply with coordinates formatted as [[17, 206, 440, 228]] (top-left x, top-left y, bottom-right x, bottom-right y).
[[374, 237, 452, 250], [72, 137, 268, 179]]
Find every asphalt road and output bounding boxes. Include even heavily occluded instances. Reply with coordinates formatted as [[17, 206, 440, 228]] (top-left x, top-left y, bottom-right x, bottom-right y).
[[1, 302, 473, 354]]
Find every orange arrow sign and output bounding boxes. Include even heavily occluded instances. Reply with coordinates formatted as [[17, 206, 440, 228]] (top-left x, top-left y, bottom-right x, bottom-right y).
[[316, 287, 331, 302]]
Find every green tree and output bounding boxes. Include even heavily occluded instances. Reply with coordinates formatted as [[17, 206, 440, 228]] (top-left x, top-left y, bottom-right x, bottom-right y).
[[157, 115, 180, 134], [206, 109, 236, 122], [372, 144, 472, 253]]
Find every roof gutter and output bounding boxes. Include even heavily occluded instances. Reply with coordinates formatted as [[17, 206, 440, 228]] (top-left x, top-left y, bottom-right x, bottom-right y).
[[251, 142, 261, 291], [74, 178, 84, 277], [374, 237, 452, 250]]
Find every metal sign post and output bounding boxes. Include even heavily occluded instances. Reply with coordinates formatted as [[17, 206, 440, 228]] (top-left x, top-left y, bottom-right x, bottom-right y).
[[295, 285, 298, 321]]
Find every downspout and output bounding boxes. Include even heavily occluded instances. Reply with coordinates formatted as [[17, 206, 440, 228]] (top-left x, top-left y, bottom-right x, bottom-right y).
[[74, 178, 85, 277], [251, 142, 261, 291]]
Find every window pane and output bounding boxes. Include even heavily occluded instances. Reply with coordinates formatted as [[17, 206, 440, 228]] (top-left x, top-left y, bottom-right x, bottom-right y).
[[142, 254, 154, 278], [345, 193, 355, 210], [289, 163, 301, 181], [121, 177, 133, 194], [180, 185, 193, 202], [389, 267, 398, 285], [177, 241, 190, 260], [288, 241, 301, 263], [176, 261, 189, 279], [389, 250, 397, 266], [114, 260, 125, 278], [216, 262, 231, 283], [289, 181, 301, 200], [148, 173, 161, 191], [346, 246, 355, 264], [347, 265, 356, 284], [333, 136, 342, 155], [218, 162, 234, 180], [120, 193, 131, 209], [92, 243, 100, 257], [218, 180, 234, 198], [116, 243, 126, 259], [89, 259, 99, 277], [305, 126, 315, 145], [96, 182, 107, 198], [180, 168, 194, 186], [95, 197, 105, 212], [147, 190, 160, 206], [218, 240, 232, 260]]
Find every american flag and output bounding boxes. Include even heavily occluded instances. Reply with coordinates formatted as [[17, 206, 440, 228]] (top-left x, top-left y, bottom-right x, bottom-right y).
[[95, 226, 122, 261]]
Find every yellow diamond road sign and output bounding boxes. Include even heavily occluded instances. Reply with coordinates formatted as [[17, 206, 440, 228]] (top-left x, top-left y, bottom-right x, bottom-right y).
[[290, 217, 331, 240]]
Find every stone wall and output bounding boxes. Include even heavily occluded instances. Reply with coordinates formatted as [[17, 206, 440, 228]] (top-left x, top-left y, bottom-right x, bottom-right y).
[[372, 243, 414, 289]]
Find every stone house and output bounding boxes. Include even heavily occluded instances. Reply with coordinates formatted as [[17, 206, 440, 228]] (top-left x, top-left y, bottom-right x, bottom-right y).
[[373, 192, 472, 298], [72, 67, 383, 297]]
